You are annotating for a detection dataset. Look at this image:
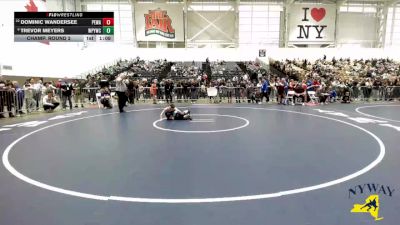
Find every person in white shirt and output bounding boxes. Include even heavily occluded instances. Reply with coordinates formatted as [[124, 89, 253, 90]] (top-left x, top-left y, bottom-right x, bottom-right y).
[[33, 79, 43, 110], [42, 91, 60, 112]]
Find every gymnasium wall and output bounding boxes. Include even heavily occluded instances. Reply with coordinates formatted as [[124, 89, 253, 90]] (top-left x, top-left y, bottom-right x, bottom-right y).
[[187, 11, 236, 45], [337, 12, 378, 48]]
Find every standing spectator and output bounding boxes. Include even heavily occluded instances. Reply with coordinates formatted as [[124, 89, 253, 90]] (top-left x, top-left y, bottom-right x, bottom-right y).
[[182, 80, 189, 102], [363, 78, 373, 101], [175, 81, 182, 103], [269, 78, 276, 102], [138, 82, 144, 102], [246, 82, 255, 103], [115, 74, 128, 113], [372, 78, 383, 101], [164, 79, 173, 103], [0, 77, 5, 118], [60, 78, 73, 110], [190, 80, 198, 103], [234, 81, 241, 103], [86, 77, 97, 105], [44, 81, 57, 95], [276, 78, 285, 104], [73, 79, 85, 108], [127, 79, 136, 104], [260, 78, 270, 103], [33, 79, 43, 111], [226, 79, 233, 103], [3, 82, 15, 117], [24, 82, 36, 113], [150, 79, 158, 104]]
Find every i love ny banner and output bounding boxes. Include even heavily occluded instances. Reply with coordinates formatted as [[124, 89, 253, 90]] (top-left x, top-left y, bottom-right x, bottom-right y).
[[288, 4, 336, 43]]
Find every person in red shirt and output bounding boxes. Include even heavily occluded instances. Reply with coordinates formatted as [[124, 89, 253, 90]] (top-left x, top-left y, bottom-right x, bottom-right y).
[[150, 80, 158, 104], [289, 79, 295, 91], [313, 79, 321, 89], [293, 80, 307, 104]]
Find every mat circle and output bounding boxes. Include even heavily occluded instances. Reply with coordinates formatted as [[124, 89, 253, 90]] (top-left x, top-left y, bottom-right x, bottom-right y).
[[2, 107, 385, 203], [153, 114, 250, 133], [355, 105, 400, 123]]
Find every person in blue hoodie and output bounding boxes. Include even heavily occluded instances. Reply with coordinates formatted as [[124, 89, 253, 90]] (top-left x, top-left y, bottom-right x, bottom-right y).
[[260, 78, 270, 103]]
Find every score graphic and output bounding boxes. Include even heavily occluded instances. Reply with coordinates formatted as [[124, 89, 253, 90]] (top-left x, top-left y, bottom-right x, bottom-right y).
[[102, 18, 114, 35], [14, 12, 114, 42]]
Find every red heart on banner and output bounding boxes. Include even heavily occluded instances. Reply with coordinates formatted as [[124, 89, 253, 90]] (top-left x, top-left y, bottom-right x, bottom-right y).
[[311, 8, 326, 22]]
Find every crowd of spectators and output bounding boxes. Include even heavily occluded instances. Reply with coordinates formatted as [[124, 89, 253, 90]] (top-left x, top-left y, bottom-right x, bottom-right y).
[[86, 57, 172, 83], [0, 76, 88, 118], [271, 56, 400, 101], [2, 56, 400, 119]]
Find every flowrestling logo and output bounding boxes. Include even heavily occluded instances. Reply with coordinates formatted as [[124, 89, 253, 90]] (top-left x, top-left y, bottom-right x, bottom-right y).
[[144, 8, 175, 39], [349, 183, 395, 221]]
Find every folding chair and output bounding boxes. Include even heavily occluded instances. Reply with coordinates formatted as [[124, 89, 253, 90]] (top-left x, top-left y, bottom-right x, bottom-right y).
[[307, 91, 319, 104], [285, 90, 295, 105]]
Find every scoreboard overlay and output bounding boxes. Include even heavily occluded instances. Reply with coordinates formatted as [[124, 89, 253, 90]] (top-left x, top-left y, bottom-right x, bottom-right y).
[[14, 12, 114, 42]]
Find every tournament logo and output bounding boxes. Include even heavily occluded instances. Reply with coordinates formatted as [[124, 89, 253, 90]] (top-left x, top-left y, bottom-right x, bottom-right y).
[[349, 183, 395, 221], [144, 9, 175, 39]]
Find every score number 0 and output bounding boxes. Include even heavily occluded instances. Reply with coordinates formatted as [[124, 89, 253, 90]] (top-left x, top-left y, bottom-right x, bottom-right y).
[[102, 18, 114, 35], [102, 18, 114, 26]]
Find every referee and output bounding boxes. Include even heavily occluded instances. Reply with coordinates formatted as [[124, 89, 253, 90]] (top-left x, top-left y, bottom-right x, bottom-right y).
[[115, 73, 128, 113]]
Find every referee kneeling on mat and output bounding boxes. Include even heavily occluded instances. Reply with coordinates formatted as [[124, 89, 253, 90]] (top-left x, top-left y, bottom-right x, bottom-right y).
[[115, 73, 128, 113]]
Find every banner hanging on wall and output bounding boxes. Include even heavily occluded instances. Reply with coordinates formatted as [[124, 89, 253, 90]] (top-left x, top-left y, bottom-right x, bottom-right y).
[[288, 4, 336, 44], [135, 3, 184, 42]]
